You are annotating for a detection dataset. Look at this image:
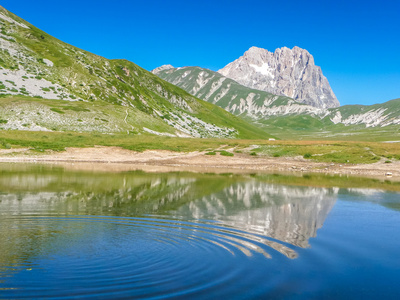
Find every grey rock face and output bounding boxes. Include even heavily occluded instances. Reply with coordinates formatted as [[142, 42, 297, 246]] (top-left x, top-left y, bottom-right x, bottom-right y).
[[218, 46, 339, 108]]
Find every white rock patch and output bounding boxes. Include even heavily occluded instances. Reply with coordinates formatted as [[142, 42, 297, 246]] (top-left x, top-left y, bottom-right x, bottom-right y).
[[43, 59, 54, 67], [143, 127, 176, 137], [0, 68, 74, 100], [249, 63, 275, 78], [340, 108, 389, 127], [330, 111, 342, 124], [0, 12, 29, 29], [0, 36, 18, 56], [161, 111, 236, 138]]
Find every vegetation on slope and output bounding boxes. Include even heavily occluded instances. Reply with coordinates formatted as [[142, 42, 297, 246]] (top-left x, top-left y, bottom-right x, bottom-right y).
[[0, 6, 271, 139], [154, 66, 310, 117], [258, 99, 400, 141]]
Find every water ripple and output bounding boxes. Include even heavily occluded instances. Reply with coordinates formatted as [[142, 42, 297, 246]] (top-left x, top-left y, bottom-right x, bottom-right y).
[[0, 214, 298, 299]]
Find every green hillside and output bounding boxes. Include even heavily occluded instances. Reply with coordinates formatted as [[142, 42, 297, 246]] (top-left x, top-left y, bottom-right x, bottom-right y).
[[153, 66, 308, 118], [258, 99, 400, 141], [0, 6, 271, 140]]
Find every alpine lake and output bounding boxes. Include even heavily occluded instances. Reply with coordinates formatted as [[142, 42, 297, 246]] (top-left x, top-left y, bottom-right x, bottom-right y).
[[1, 163, 400, 299]]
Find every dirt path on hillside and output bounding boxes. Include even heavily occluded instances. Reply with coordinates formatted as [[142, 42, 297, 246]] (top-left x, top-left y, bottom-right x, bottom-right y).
[[0, 146, 399, 180]]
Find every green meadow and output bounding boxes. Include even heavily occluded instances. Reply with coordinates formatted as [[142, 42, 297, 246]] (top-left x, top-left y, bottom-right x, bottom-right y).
[[1, 129, 399, 165]]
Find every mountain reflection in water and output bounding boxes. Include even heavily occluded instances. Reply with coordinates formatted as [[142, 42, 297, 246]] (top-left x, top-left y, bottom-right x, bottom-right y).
[[0, 167, 336, 262], [174, 182, 337, 257]]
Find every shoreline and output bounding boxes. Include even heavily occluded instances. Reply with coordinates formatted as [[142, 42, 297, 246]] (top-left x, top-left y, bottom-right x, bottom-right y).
[[0, 146, 399, 180]]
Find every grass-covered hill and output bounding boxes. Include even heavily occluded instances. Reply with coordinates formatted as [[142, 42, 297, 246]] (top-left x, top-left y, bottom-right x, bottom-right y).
[[0, 6, 271, 140], [258, 98, 400, 141]]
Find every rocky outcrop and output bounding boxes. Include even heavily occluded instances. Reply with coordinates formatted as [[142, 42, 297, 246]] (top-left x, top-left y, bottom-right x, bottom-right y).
[[218, 46, 339, 109]]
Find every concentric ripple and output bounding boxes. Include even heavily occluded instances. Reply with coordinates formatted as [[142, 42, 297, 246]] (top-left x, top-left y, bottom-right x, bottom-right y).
[[0, 214, 297, 299]]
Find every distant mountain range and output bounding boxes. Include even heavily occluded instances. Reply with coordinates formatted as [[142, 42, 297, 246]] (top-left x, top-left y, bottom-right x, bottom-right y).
[[0, 6, 270, 139], [153, 62, 400, 129]]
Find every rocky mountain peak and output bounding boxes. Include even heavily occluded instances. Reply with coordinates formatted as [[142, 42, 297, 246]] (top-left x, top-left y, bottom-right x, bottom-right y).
[[218, 46, 339, 108]]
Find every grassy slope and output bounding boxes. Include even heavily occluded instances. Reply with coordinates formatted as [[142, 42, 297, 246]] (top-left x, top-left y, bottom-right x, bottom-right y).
[[0, 6, 271, 140], [332, 98, 400, 119], [0, 95, 173, 133], [259, 118, 400, 142]]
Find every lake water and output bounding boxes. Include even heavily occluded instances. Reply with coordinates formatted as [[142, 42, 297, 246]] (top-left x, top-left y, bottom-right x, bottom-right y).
[[0, 164, 400, 299]]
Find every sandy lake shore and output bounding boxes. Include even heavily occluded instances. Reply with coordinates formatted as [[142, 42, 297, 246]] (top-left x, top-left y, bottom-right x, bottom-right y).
[[0, 146, 399, 180]]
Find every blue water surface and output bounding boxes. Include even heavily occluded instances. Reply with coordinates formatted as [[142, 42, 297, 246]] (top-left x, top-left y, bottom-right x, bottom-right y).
[[0, 167, 399, 299]]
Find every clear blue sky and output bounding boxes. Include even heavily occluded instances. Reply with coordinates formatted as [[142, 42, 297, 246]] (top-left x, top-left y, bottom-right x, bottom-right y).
[[2, 0, 399, 106]]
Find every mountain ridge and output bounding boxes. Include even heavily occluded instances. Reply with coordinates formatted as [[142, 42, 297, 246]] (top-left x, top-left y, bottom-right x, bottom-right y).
[[152, 65, 325, 118], [153, 65, 400, 130]]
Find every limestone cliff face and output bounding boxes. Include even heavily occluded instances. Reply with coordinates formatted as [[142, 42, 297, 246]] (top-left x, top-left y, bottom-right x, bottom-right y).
[[218, 46, 339, 109]]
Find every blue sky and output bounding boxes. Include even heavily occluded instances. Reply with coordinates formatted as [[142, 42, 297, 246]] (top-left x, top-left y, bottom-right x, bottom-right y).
[[2, 0, 399, 106]]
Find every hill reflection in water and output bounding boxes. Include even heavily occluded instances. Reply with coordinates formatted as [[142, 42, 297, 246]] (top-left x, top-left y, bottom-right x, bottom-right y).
[[0, 165, 337, 261]]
